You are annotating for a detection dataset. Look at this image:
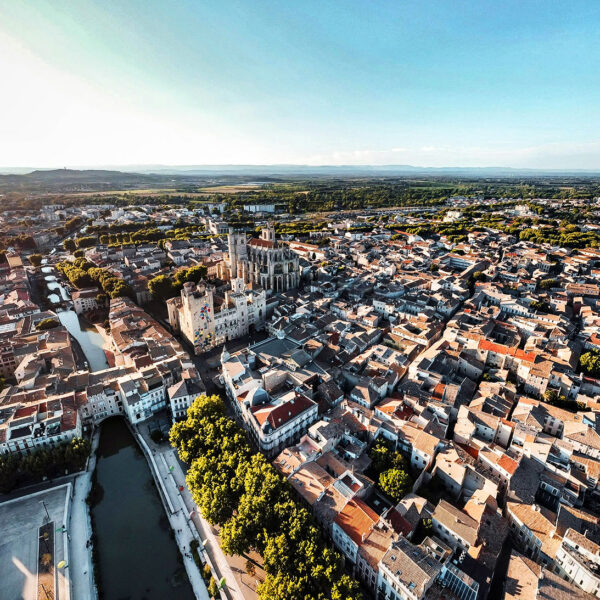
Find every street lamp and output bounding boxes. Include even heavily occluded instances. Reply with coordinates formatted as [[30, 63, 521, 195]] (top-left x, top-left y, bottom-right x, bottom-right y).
[[40, 500, 51, 523]]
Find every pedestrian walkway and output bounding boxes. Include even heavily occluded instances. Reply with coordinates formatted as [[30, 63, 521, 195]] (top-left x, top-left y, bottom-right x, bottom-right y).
[[135, 429, 211, 600], [138, 428, 246, 600], [68, 431, 98, 600]]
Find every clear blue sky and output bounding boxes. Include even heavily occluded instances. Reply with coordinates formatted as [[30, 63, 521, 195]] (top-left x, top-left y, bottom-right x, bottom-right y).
[[1, 0, 599, 168]]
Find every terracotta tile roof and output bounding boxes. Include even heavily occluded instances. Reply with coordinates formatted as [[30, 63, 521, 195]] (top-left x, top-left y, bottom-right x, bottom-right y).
[[267, 393, 314, 430], [478, 339, 536, 362], [498, 453, 520, 476], [334, 498, 379, 545], [248, 238, 275, 249]]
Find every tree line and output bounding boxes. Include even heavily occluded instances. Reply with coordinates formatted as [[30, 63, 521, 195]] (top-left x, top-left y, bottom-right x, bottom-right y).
[[148, 265, 208, 301], [57, 258, 133, 299], [0, 437, 90, 493], [170, 395, 363, 600]]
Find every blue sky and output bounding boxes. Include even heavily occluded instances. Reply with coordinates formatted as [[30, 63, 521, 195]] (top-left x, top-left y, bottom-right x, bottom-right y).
[[1, 0, 599, 168]]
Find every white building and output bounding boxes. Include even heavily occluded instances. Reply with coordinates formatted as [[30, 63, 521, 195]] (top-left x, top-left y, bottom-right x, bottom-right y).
[[167, 372, 206, 421], [72, 287, 99, 314], [554, 528, 600, 596]]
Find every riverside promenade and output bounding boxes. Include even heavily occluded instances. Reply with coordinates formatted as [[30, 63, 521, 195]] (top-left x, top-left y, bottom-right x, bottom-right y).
[[136, 426, 247, 600]]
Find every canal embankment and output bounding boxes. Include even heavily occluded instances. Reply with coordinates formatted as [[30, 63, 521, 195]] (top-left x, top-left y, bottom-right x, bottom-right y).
[[88, 418, 196, 600]]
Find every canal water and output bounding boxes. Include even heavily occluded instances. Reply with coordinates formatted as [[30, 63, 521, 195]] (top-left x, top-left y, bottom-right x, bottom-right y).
[[91, 418, 195, 600], [40, 265, 109, 372], [57, 310, 109, 372]]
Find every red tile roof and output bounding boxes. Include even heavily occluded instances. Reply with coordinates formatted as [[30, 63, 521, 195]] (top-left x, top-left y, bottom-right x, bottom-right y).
[[267, 393, 314, 429], [498, 453, 519, 476], [248, 238, 275, 249], [478, 339, 536, 362], [334, 498, 379, 545]]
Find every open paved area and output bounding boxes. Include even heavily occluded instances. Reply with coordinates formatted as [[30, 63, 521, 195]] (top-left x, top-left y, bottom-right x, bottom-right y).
[[0, 484, 71, 600]]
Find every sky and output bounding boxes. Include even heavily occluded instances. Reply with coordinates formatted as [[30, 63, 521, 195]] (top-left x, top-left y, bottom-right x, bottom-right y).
[[1, 0, 599, 169]]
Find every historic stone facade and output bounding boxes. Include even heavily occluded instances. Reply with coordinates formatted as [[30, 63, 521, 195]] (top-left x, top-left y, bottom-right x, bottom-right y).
[[167, 278, 266, 354], [228, 224, 300, 292]]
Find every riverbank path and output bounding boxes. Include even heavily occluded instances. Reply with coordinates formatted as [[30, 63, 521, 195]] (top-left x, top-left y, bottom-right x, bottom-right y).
[[136, 428, 212, 600], [139, 428, 247, 600], [68, 429, 99, 600]]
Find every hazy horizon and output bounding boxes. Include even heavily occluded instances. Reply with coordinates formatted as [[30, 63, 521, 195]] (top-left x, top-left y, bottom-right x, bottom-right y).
[[3, 163, 600, 176]]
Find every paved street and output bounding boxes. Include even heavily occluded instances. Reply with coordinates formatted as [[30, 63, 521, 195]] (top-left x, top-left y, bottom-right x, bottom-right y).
[[0, 485, 70, 600], [68, 432, 99, 600]]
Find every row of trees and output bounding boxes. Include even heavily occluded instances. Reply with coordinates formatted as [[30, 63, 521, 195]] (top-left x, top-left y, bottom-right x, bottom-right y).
[[147, 265, 208, 301], [170, 395, 363, 600], [0, 437, 91, 493], [57, 258, 133, 299]]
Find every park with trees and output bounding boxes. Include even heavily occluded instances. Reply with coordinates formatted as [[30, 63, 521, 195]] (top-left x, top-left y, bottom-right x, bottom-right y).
[[57, 258, 134, 299], [147, 265, 208, 301]]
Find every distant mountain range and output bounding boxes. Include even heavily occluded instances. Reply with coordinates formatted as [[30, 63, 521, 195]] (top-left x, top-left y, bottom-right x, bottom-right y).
[[1, 165, 599, 195], [2, 164, 600, 177]]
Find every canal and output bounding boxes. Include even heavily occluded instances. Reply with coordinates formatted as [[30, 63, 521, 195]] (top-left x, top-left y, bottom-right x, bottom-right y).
[[91, 418, 195, 600], [41, 265, 110, 372], [57, 309, 109, 372]]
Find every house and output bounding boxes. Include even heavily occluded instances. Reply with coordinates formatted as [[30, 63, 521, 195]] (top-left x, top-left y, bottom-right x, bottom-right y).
[[431, 500, 479, 551], [72, 287, 100, 314], [377, 537, 443, 600]]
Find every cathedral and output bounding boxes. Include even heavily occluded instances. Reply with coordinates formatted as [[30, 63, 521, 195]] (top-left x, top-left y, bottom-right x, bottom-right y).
[[228, 224, 300, 292]]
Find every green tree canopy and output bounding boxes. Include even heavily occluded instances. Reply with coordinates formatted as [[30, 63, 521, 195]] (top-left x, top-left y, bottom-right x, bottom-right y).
[[36, 318, 60, 331], [379, 468, 412, 503], [63, 238, 76, 252]]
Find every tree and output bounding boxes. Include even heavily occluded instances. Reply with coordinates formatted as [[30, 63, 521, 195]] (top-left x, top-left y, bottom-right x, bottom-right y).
[[379, 468, 412, 503], [28, 254, 43, 267], [63, 239, 76, 252], [540, 278, 557, 289], [186, 453, 243, 526], [531, 300, 551, 313], [36, 318, 60, 331], [75, 236, 96, 249], [96, 293, 107, 306], [580, 350, 600, 378], [148, 274, 176, 301], [331, 575, 364, 600], [245, 559, 256, 579], [109, 280, 134, 299], [257, 572, 306, 600], [170, 395, 362, 600], [369, 438, 409, 479], [207, 577, 219, 598]]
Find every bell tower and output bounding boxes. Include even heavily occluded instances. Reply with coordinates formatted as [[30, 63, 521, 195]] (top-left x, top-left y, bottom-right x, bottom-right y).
[[228, 228, 248, 279], [261, 223, 276, 243]]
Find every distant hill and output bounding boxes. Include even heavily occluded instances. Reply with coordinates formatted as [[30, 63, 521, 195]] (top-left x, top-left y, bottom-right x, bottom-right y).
[[0, 168, 187, 194], [1, 165, 599, 195], [126, 164, 600, 177], [0, 168, 162, 183]]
